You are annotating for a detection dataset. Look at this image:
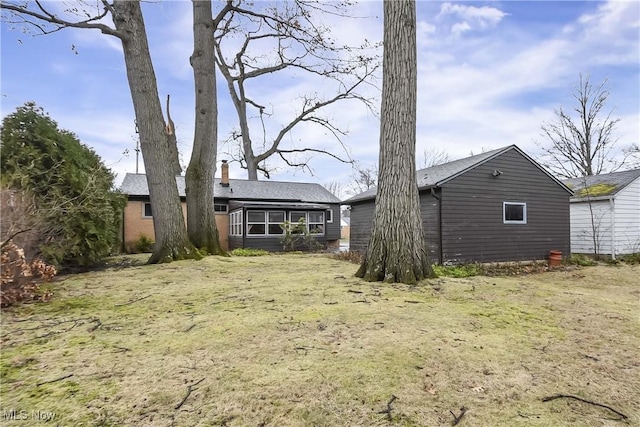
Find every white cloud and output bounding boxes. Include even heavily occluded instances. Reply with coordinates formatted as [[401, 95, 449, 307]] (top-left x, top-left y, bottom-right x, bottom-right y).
[[451, 21, 471, 36], [437, 2, 508, 34]]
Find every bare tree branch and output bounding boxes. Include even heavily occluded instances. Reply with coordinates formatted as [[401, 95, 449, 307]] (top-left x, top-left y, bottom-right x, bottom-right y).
[[213, 0, 381, 179], [536, 74, 623, 178], [1, 1, 122, 38]]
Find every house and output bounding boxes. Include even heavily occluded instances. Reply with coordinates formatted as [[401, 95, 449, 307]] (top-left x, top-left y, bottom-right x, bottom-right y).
[[344, 145, 572, 264], [120, 161, 342, 252], [563, 169, 640, 258]]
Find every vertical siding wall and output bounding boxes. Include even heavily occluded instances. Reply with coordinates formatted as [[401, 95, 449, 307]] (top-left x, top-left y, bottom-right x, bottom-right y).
[[440, 150, 570, 263], [614, 178, 640, 255], [569, 200, 613, 255]]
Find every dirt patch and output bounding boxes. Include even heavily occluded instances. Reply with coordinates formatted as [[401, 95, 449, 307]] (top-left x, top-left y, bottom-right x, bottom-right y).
[[1, 255, 638, 426]]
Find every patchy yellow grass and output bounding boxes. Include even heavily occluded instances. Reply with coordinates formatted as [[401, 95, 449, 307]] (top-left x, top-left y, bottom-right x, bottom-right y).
[[1, 254, 638, 426]]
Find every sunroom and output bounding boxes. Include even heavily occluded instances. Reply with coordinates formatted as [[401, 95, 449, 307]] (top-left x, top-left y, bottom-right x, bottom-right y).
[[227, 201, 337, 252]]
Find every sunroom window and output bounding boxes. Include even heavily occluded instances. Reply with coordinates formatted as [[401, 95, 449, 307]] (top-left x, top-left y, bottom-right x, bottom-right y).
[[268, 211, 285, 235], [229, 210, 242, 236], [308, 211, 325, 235], [247, 211, 266, 235]]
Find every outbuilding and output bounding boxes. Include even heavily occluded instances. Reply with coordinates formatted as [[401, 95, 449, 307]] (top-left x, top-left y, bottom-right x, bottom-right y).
[[563, 169, 640, 258], [344, 145, 573, 264]]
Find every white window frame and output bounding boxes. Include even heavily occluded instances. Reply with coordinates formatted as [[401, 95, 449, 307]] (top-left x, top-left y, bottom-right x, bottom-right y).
[[246, 210, 267, 235], [308, 211, 325, 235], [503, 202, 527, 224], [143, 202, 153, 218], [289, 211, 307, 234], [214, 204, 228, 213], [326, 208, 333, 223], [267, 211, 286, 235], [229, 210, 243, 236]]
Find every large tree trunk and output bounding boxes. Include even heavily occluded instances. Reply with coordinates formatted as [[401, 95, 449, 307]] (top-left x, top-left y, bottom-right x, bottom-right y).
[[112, 0, 200, 264], [185, 0, 225, 255], [356, 0, 433, 284]]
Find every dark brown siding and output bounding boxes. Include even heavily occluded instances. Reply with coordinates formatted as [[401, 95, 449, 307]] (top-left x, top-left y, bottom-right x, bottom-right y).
[[348, 192, 441, 263], [228, 236, 243, 250], [349, 201, 375, 253], [440, 150, 570, 263], [421, 190, 441, 264], [326, 204, 341, 240]]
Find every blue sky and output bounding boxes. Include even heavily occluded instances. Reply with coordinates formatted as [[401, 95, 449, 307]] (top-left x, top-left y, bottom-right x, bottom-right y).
[[1, 1, 638, 196]]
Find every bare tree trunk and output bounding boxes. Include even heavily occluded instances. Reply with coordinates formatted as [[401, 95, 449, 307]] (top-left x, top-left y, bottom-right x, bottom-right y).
[[185, 0, 225, 255], [112, 0, 199, 263], [356, 0, 433, 284], [164, 95, 182, 175]]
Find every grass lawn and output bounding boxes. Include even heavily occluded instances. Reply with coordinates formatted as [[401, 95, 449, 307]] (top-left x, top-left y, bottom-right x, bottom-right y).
[[1, 254, 638, 426]]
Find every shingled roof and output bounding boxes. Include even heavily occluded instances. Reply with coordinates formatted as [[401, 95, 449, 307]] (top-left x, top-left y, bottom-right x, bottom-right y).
[[343, 145, 569, 203], [120, 173, 341, 204], [563, 168, 640, 201]]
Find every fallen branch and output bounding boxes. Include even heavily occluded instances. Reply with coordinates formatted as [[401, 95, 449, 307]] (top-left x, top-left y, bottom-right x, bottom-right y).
[[450, 407, 467, 426], [183, 324, 195, 333], [579, 352, 599, 361], [14, 316, 95, 333], [542, 394, 627, 419], [115, 294, 151, 307], [37, 373, 73, 387], [347, 289, 363, 294], [87, 318, 102, 332], [1, 229, 32, 248], [174, 378, 205, 410], [377, 395, 397, 421]]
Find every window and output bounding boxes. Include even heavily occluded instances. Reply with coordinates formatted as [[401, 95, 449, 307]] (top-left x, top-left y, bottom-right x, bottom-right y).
[[326, 209, 333, 223], [214, 204, 228, 213], [290, 211, 306, 234], [268, 211, 285, 235], [247, 211, 266, 235], [229, 210, 243, 236], [308, 211, 325, 235], [143, 203, 152, 218], [503, 202, 527, 224]]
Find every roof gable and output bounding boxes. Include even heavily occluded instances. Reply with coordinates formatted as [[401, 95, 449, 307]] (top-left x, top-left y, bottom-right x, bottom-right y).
[[563, 169, 640, 200], [343, 145, 571, 203], [120, 173, 341, 204]]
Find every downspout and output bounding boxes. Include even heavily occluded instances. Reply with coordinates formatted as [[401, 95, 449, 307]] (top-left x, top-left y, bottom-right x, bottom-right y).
[[610, 197, 616, 259], [431, 187, 443, 265]]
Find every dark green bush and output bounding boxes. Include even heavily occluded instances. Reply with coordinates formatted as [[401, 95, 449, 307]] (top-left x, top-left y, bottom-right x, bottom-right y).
[[133, 235, 154, 253], [1, 103, 125, 268]]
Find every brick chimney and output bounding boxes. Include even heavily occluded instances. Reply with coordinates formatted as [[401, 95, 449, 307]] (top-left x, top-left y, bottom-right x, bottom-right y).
[[220, 160, 229, 187]]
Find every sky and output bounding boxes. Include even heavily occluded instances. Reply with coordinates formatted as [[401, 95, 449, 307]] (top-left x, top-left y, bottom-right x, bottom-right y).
[[1, 0, 639, 198]]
